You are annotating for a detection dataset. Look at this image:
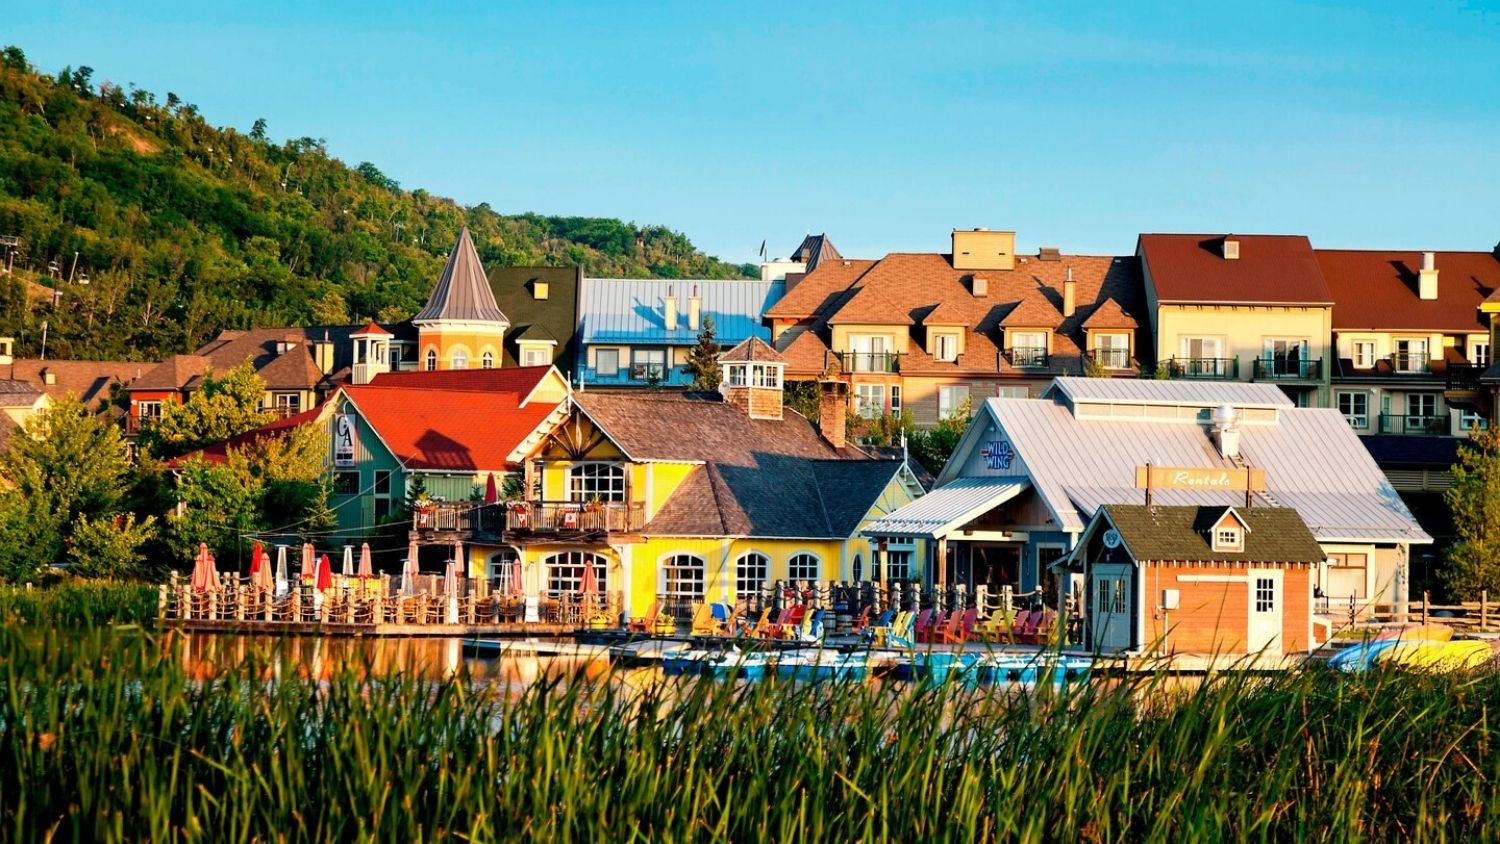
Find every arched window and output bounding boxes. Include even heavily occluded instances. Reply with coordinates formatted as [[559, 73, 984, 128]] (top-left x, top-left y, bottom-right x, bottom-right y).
[[851, 553, 863, 583], [735, 552, 769, 598], [788, 553, 820, 583], [488, 549, 518, 593], [425, 349, 437, 371], [481, 351, 495, 369], [569, 462, 626, 502], [663, 553, 706, 601], [543, 551, 608, 597], [451, 349, 468, 370]]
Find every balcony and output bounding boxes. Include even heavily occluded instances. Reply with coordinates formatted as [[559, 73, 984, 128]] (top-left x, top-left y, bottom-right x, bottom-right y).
[[1252, 357, 1322, 381], [1376, 413, 1449, 436], [829, 351, 901, 373], [1446, 362, 1484, 392], [1166, 357, 1239, 380], [1380, 353, 1432, 375], [579, 364, 691, 388], [416, 500, 647, 538], [1005, 346, 1051, 369], [1085, 348, 1133, 371]]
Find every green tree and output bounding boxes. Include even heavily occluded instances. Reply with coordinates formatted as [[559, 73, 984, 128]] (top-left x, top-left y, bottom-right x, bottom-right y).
[[67, 513, 159, 580], [1443, 428, 1500, 600], [908, 398, 972, 475], [684, 316, 723, 392], [137, 362, 274, 459]]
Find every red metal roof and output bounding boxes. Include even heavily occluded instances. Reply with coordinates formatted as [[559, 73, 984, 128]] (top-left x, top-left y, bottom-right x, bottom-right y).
[[367, 366, 553, 393], [341, 384, 559, 471], [1317, 249, 1499, 332], [1139, 234, 1333, 305]]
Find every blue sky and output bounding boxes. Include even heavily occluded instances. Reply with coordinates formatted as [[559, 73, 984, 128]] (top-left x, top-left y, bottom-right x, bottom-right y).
[[10, 1, 1500, 263]]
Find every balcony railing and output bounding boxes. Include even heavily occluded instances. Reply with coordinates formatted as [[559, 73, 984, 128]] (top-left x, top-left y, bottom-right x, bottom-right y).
[[579, 364, 691, 387], [417, 501, 648, 537], [1252, 357, 1322, 381], [1377, 413, 1448, 436], [1446, 362, 1484, 391], [1005, 346, 1050, 368], [1382, 353, 1432, 375], [1087, 348, 1132, 370], [831, 351, 901, 373], [1167, 357, 1239, 379]]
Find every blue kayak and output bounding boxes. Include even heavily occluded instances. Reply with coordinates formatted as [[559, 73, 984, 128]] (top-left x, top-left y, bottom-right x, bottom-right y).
[[1328, 639, 1403, 673]]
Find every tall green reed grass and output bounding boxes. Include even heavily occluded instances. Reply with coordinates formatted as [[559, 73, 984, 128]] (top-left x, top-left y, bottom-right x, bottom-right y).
[[2, 625, 1498, 842], [0, 580, 157, 626]]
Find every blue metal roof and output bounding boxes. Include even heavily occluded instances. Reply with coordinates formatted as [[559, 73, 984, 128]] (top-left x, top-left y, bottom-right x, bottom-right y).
[[579, 278, 785, 345]]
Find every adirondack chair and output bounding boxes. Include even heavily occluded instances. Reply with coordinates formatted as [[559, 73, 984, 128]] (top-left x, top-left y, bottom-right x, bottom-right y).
[[851, 604, 874, 634], [774, 605, 808, 640], [792, 608, 826, 643], [739, 606, 771, 637], [1007, 609, 1035, 644], [940, 608, 980, 644], [628, 600, 662, 633], [918, 611, 948, 645], [690, 603, 718, 636], [911, 609, 934, 643], [975, 606, 1013, 643], [884, 611, 916, 648], [709, 602, 738, 636], [863, 609, 894, 642], [1025, 609, 1057, 645], [755, 606, 794, 638]]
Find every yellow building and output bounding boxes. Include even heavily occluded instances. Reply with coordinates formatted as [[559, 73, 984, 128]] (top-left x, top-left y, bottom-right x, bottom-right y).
[[434, 338, 927, 622], [412, 227, 511, 372], [1137, 233, 1334, 407]]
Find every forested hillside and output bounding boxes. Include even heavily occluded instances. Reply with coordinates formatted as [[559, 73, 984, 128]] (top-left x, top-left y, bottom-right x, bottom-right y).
[[0, 46, 754, 361]]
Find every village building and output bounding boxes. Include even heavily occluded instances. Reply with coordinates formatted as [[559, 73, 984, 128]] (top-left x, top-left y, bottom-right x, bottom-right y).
[[576, 277, 785, 388], [759, 233, 843, 283], [1137, 233, 1333, 407], [864, 377, 1430, 618], [414, 338, 926, 622], [1069, 504, 1324, 660], [0, 377, 47, 452], [487, 265, 582, 371], [410, 228, 513, 373], [0, 337, 145, 429], [764, 229, 1149, 427]]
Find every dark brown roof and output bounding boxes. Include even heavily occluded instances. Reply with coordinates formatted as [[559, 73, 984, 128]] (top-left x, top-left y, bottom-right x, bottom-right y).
[[763, 259, 877, 320], [1138, 234, 1333, 305], [573, 391, 837, 463], [1318, 249, 1499, 332], [788, 234, 843, 272], [129, 324, 399, 394], [4, 359, 143, 407], [489, 265, 581, 369], [0, 378, 44, 404], [414, 228, 509, 324], [133, 355, 211, 390], [717, 336, 785, 363], [1100, 505, 1324, 564]]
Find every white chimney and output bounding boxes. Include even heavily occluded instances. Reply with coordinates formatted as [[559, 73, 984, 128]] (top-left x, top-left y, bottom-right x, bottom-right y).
[[688, 284, 702, 331], [664, 285, 678, 331], [1211, 404, 1241, 458], [1063, 266, 1076, 318], [1419, 252, 1438, 300]]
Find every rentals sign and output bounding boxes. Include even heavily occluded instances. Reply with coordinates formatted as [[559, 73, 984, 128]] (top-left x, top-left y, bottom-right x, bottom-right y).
[[1134, 465, 1266, 492]]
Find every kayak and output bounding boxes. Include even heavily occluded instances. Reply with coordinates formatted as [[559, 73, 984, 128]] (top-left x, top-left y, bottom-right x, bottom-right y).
[[1374, 623, 1454, 643], [908, 652, 982, 684], [979, 653, 1093, 684], [1376, 640, 1495, 673], [1329, 639, 1403, 673], [705, 651, 772, 680], [776, 651, 869, 682]]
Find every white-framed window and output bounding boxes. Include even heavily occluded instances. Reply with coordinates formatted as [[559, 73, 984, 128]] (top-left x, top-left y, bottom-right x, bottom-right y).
[[934, 333, 958, 362], [662, 554, 706, 601], [1406, 393, 1437, 428], [137, 400, 163, 421], [451, 350, 468, 370], [425, 349, 438, 371], [1112, 578, 1127, 613], [938, 385, 970, 420], [1395, 338, 1428, 372], [852, 553, 864, 582], [884, 540, 917, 581], [996, 386, 1029, 399], [890, 385, 901, 414], [522, 347, 548, 367], [1213, 527, 1243, 552], [1461, 409, 1490, 432], [1093, 332, 1130, 368], [1254, 577, 1275, 613], [631, 348, 666, 380], [1337, 391, 1368, 429], [595, 349, 620, 378], [726, 364, 747, 387], [481, 351, 495, 369], [1262, 338, 1307, 376], [854, 384, 886, 418], [751, 364, 780, 388], [1010, 331, 1048, 365], [849, 334, 890, 372], [1472, 340, 1491, 368], [568, 462, 626, 502], [544, 551, 608, 597], [788, 552, 820, 583], [272, 392, 301, 417], [1178, 336, 1226, 376], [1352, 341, 1376, 369], [735, 552, 769, 598]]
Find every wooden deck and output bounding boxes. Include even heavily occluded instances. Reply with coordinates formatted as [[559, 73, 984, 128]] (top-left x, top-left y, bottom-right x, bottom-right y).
[[162, 618, 575, 638]]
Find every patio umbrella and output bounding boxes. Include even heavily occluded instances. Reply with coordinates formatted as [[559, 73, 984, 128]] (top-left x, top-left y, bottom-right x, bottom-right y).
[[300, 543, 315, 582], [510, 557, 525, 597], [444, 561, 457, 596], [316, 553, 333, 592], [579, 560, 600, 614], [484, 472, 498, 504], [403, 540, 420, 595], [206, 553, 220, 591], [452, 539, 464, 579], [358, 543, 373, 578], [341, 545, 354, 578], [249, 541, 264, 578], [274, 545, 289, 596], [190, 543, 212, 592]]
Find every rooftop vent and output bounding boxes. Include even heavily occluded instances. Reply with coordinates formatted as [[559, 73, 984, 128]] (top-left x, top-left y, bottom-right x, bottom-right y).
[[1222, 237, 1240, 260], [1419, 251, 1439, 300], [972, 276, 989, 298], [1211, 404, 1240, 458], [1038, 246, 1062, 262]]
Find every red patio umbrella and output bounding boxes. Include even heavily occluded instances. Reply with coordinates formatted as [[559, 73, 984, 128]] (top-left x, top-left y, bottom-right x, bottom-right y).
[[249, 542, 264, 577], [510, 557, 525, 597], [300, 543, 315, 582], [190, 543, 213, 592], [358, 543, 373, 578], [484, 472, 499, 505], [316, 553, 333, 592], [580, 561, 599, 599]]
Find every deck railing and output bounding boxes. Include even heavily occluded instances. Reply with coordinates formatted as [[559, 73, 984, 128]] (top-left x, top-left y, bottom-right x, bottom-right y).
[[1252, 357, 1322, 381], [1167, 357, 1239, 379], [1376, 412, 1448, 436], [1446, 362, 1484, 391], [417, 500, 648, 536]]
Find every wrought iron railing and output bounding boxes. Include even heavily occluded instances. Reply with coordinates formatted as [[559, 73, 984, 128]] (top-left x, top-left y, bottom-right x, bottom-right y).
[[1446, 362, 1483, 391], [1252, 357, 1322, 380], [1087, 348, 1131, 370], [1006, 346, 1050, 368], [1377, 413, 1448, 436], [831, 351, 901, 373], [1167, 357, 1239, 379]]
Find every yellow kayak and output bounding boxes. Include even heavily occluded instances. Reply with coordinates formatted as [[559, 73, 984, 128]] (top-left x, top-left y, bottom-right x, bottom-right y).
[[1376, 640, 1494, 673], [1373, 623, 1454, 642]]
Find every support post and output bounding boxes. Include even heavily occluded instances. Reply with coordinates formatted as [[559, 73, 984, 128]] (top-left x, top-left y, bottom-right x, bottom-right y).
[[1483, 590, 1490, 631], [157, 583, 168, 620], [1422, 590, 1429, 626]]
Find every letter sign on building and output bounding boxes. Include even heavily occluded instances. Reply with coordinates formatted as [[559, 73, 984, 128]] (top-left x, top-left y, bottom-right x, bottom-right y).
[[334, 414, 356, 468], [981, 439, 1015, 471]]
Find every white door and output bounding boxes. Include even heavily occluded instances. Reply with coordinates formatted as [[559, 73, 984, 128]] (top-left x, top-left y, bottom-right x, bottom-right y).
[[1091, 566, 1133, 654], [1247, 571, 1283, 657]]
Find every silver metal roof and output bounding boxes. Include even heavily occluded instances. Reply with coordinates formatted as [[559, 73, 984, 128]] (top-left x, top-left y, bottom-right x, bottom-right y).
[[864, 478, 1030, 538], [1042, 376, 1294, 409], [579, 278, 785, 345], [976, 397, 1430, 545], [413, 228, 510, 324]]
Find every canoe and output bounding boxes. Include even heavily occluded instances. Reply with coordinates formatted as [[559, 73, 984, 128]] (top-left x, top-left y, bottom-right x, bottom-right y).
[[1377, 640, 1494, 673], [978, 653, 1093, 684], [1329, 639, 1403, 673], [1373, 624, 1454, 643]]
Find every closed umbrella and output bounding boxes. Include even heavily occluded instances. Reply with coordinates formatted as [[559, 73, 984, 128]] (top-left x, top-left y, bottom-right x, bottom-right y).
[[452, 539, 464, 579], [300, 543, 315, 583], [342, 545, 354, 578], [190, 543, 212, 592], [579, 560, 599, 615], [510, 557, 525, 597], [484, 473, 499, 504], [358, 543, 373, 578], [274, 545, 289, 596], [249, 541, 264, 578], [316, 553, 333, 592], [403, 540, 420, 595], [444, 561, 457, 597], [207, 553, 220, 591]]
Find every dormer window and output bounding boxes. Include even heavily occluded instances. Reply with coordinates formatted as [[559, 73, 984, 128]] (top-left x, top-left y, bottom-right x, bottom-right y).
[[934, 333, 958, 362], [533, 281, 549, 300], [1213, 527, 1243, 552], [726, 364, 747, 387], [751, 364, 780, 388]]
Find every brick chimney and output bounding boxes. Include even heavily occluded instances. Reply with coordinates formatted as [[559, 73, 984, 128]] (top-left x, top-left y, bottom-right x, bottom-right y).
[[819, 379, 848, 450]]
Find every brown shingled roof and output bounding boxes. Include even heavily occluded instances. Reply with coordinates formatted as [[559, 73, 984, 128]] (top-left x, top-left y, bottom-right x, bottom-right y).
[[1081, 297, 1139, 329], [1318, 249, 1498, 332], [717, 336, 785, 363], [999, 297, 1062, 328], [133, 355, 212, 390], [763, 259, 876, 320], [4, 359, 143, 407], [1100, 505, 1323, 564], [1138, 234, 1333, 305]]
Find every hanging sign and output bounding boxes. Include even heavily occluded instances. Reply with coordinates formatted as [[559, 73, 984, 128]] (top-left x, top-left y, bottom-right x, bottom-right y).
[[1134, 465, 1266, 491], [334, 414, 357, 468]]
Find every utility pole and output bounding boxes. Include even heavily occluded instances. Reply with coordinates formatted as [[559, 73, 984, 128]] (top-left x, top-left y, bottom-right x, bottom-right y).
[[39, 320, 48, 361], [68, 251, 80, 284]]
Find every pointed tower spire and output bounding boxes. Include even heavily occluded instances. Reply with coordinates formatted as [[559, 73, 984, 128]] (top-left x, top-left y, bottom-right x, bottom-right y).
[[413, 228, 509, 324]]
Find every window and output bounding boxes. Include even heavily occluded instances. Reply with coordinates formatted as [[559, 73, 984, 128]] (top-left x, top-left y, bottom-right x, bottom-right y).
[[1337, 391, 1368, 429], [852, 554, 864, 582], [533, 281, 549, 300], [1213, 527, 1242, 552], [726, 364, 747, 387], [1098, 579, 1112, 615], [1395, 338, 1428, 372], [1179, 336, 1226, 375], [1263, 339, 1306, 376], [425, 350, 437, 371], [595, 349, 620, 378], [332, 472, 359, 496], [1093, 333, 1130, 368], [890, 385, 902, 414], [662, 554, 706, 601], [272, 392, 301, 417], [1352, 341, 1376, 369], [569, 462, 626, 502], [631, 349, 666, 380], [751, 364, 780, 388], [522, 347, 549, 367], [1406, 394, 1437, 430], [373, 498, 392, 522], [488, 550, 517, 591], [1326, 552, 1368, 599], [1113, 578, 1127, 613], [849, 334, 890, 372], [788, 553, 820, 583], [1472, 340, 1492, 368], [451, 350, 468, 370], [1254, 577, 1275, 613], [934, 333, 957, 362], [938, 385, 970, 420], [885, 541, 917, 581], [544, 551, 608, 597], [996, 386, 1029, 399], [137, 400, 163, 421], [374, 471, 392, 496], [1461, 409, 1490, 432], [735, 552, 769, 598], [481, 351, 495, 369], [1010, 332, 1048, 365], [854, 384, 886, 418]]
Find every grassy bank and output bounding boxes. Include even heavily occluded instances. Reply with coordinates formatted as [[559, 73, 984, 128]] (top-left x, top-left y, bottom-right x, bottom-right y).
[[0, 580, 158, 627], [2, 627, 1498, 842]]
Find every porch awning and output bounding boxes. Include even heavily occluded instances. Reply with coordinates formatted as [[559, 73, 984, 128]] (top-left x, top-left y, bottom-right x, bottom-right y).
[[863, 478, 1031, 539]]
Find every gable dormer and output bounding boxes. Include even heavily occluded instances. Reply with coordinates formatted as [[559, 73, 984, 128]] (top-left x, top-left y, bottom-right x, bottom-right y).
[[1204, 507, 1250, 552]]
